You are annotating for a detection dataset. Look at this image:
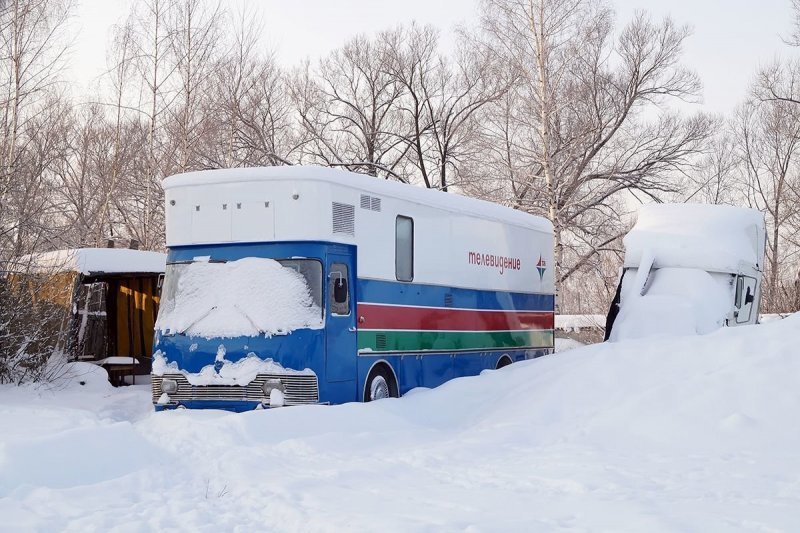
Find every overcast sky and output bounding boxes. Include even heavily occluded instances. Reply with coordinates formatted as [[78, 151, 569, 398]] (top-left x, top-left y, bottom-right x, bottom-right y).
[[71, 0, 795, 115]]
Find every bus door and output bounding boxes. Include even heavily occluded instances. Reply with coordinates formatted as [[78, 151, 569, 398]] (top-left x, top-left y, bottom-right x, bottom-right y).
[[325, 253, 357, 383]]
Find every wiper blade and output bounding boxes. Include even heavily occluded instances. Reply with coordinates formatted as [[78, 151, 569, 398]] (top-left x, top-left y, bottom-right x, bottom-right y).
[[177, 305, 218, 335], [233, 304, 266, 335]]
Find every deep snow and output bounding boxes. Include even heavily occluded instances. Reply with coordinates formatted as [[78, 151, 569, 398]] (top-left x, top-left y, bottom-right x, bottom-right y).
[[1, 315, 798, 532]]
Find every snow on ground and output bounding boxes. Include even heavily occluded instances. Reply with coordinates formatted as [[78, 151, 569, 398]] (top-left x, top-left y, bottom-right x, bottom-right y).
[[554, 336, 585, 352], [2, 315, 800, 532]]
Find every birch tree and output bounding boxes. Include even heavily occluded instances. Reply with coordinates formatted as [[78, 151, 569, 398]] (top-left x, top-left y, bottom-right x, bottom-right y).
[[477, 0, 710, 306], [0, 0, 72, 258]]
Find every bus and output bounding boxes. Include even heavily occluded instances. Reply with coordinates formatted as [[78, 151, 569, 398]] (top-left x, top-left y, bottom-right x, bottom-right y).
[[152, 166, 555, 410]]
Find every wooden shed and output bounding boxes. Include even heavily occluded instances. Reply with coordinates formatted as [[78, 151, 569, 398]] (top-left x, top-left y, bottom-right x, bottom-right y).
[[7, 248, 166, 385]]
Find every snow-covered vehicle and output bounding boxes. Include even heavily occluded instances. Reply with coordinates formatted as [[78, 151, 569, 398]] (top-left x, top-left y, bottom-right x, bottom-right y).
[[152, 166, 555, 410], [605, 203, 766, 341], [4, 247, 166, 383]]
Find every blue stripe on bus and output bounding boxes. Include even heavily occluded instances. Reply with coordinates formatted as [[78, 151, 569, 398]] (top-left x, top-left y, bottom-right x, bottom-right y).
[[166, 242, 554, 312], [357, 278, 554, 312]]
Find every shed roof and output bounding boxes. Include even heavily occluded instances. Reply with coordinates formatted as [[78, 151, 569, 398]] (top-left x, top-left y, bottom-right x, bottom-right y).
[[16, 248, 166, 275]]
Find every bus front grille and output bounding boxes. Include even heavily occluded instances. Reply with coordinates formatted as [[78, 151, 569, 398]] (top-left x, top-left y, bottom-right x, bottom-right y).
[[152, 373, 319, 405]]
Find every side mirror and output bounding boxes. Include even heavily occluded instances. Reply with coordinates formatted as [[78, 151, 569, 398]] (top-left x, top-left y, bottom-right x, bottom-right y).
[[333, 277, 348, 304], [745, 286, 754, 305]]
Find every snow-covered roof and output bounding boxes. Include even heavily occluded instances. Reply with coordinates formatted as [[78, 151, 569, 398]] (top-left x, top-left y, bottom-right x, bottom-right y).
[[162, 166, 553, 233], [624, 203, 766, 273], [19, 248, 166, 275]]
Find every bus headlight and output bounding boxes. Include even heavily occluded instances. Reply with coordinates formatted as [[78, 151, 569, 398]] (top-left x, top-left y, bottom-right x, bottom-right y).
[[162, 378, 178, 394], [262, 378, 284, 397]]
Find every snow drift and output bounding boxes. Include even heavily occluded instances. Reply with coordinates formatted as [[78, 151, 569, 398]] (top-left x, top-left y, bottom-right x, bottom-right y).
[[0, 315, 798, 531]]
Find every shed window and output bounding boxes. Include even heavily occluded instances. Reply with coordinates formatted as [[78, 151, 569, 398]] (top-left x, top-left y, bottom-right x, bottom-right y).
[[396, 216, 414, 282]]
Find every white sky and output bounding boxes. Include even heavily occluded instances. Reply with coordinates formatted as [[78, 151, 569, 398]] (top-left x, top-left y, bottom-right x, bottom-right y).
[[71, 0, 796, 115]]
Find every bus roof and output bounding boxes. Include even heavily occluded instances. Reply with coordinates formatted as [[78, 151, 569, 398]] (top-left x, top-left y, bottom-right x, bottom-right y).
[[162, 166, 553, 233]]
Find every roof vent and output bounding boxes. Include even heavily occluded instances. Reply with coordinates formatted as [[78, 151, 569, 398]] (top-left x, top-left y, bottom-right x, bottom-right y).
[[359, 194, 382, 212], [332, 202, 355, 235]]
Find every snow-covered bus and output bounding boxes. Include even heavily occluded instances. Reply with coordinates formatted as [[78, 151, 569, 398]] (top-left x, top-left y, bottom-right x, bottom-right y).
[[152, 166, 554, 410]]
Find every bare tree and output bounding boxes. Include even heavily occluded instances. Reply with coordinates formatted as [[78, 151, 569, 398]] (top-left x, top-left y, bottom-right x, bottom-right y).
[[735, 97, 800, 312], [683, 130, 739, 205], [0, 0, 72, 258], [295, 33, 407, 179], [476, 0, 710, 307], [167, 0, 223, 172], [386, 24, 508, 190], [124, 0, 174, 249], [202, 9, 299, 168]]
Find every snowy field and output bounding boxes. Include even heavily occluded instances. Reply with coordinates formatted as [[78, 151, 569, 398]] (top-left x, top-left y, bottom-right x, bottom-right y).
[[1, 315, 799, 532]]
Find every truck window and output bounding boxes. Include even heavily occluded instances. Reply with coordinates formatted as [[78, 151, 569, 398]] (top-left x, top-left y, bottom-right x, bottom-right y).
[[734, 275, 757, 324], [396, 216, 414, 282], [329, 262, 350, 316]]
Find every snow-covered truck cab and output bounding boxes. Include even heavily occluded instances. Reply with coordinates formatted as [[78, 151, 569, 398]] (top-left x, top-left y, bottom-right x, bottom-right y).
[[605, 204, 766, 342], [153, 166, 555, 411]]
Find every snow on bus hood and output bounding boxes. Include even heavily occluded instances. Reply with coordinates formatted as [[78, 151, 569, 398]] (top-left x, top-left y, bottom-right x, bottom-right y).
[[156, 257, 323, 338], [152, 348, 314, 386]]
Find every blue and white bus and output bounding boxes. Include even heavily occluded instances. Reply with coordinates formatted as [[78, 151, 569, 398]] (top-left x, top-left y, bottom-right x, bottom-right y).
[[152, 166, 554, 411]]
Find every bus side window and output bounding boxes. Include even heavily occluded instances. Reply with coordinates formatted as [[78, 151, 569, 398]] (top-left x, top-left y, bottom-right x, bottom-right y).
[[330, 263, 350, 316], [396, 215, 414, 282]]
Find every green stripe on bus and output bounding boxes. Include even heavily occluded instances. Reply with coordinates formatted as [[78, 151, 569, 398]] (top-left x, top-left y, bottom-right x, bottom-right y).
[[357, 330, 553, 353]]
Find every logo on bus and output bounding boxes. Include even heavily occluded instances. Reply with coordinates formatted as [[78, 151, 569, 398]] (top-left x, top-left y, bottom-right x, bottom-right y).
[[536, 255, 547, 280]]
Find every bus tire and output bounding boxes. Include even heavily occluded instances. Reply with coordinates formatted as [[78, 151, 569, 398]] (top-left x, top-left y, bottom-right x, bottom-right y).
[[364, 364, 398, 402], [496, 355, 513, 369]]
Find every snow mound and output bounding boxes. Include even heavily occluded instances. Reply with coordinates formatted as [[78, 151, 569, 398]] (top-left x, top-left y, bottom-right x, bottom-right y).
[[0, 314, 799, 530], [156, 257, 323, 338], [59, 362, 113, 392]]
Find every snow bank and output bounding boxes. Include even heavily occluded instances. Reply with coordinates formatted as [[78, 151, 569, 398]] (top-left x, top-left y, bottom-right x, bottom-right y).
[[555, 314, 605, 330], [156, 258, 323, 338], [16, 248, 166, 275], [152, 349, 313, 385], [1, 315, 799, 530], [624, 203, 765, 272]]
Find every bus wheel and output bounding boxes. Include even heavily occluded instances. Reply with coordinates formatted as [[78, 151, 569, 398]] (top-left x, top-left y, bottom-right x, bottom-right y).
[[364, 365, 398, 402], [496, 355, 513, 369]]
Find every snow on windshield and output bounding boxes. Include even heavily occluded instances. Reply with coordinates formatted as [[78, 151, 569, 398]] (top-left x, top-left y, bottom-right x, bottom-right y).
[[156, 257, 323, 338], [610, 267, 734, 341]]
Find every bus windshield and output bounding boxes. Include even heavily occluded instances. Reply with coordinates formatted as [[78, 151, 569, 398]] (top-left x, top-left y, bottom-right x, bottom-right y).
[[157, 257, 323, 337]]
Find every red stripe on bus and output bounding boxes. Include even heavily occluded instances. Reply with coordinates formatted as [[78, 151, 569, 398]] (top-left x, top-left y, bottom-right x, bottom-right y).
[[357, 303, 554, 332]]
